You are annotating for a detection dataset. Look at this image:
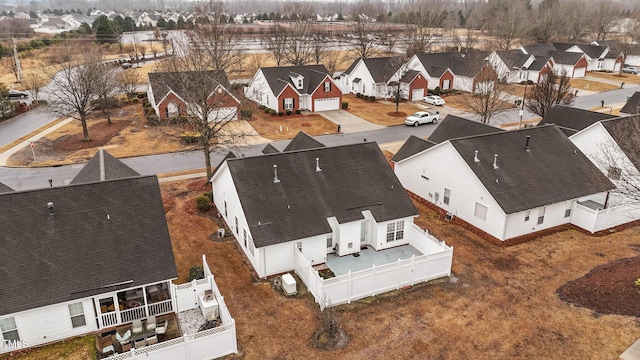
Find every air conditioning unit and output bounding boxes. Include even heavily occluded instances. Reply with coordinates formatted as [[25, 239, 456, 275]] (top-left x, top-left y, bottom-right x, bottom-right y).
[[445, 212, 455, 221], [281, 273, 297, 296], [217, 228, 225, 238]]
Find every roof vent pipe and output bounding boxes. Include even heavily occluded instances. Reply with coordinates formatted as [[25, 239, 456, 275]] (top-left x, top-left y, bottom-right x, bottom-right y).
[[525, 135, 531, 151], [47, 202, 55, 218], [273, 165, 280, 183], [474, 150, 480, 162], [316, 157, 321, 172], [493, 154, 499, 169]]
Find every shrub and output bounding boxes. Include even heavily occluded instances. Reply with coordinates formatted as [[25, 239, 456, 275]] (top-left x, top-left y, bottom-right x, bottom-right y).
[[187, 265, 205, 281], [356, 93, 362, 98], [181, 132, 201, 143], [278, 111, 284, 116], [264, 108, 271, 114], [433, 86, 441, 95], [369, 96, 376, 101], [269, 109, 277, 116], [203, 191, 213, 202], [342, 101, 348, 109], [132, 97, 139, 103], [295, 109, 301, 114], [240, 109, 252, 119], [286, 110, 292, 115], [258, 105, 266, 110], [196, 195, 211, 211]]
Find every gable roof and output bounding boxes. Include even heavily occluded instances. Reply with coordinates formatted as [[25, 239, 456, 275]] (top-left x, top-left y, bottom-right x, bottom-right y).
[[283, 131, 326, 152], [70, 149, 140, 185], [538, 105, 616, 135], [361, 57, 403, 83], [0, 181, 13, 193], [522, 43, 557, 57], [341, 57, 361, 76], [495, 50, 531, 69], [226, 142, 418, 248], [548, 50, 584, 65], [148, 70, 232, 106], [262, 143, 281, 154], [528, 58, 551, 71], [621, 91, 640, 115], [416, 52, 487, 77], [0, 176, 177, 316], [601, 115, 640, 170], [399, 70, 421, 83], [260, 65, 331, 97], [392, 135, 436, 162], [428, 115, 504, 144], [554, 43, 607, 59], [449, 125, 614, 214]]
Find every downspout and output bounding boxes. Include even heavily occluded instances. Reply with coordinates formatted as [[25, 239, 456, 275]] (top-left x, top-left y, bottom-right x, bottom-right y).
[[502, 212, 509, 241], [604, 191, 610, 209]]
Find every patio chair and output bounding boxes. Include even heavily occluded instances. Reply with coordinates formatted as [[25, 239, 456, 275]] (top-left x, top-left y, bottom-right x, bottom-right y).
[[96, 334, 115, 356], [146, 315, 156, 331], [146, 335, 158, 346], [133, 339, 146, 349], [115, 328, 131, 345], [156, 320, 168, 336], [132, 319, 143, 334]]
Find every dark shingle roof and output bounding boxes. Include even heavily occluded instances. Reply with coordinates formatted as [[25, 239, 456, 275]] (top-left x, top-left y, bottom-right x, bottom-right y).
[[449, 125, 614, 214], [621, 92, 640, 115], [148, 70, 232, 106], [0, 181, 13, 193], [528, 59, 550, 71], [538, 105, 616, 133], [260, 65, 330, 97], [392, 135, 436, 162], [0, 176, 177, 316], [341, 58, 361, 76], [417, 52, 487, 77], [262, 143, 281, 154], [426, 65, 449, 77], [522, 43, 557, 57], [283, 131, 326, 152], [601, 115, 640, 170], [70, 149, 140, 185], [553, 43, 607, 59], [428, 115, 504, 144], [227, 142, 418, 247], [361, 57, 402, 83], [548, 50, 584, 65], [495, 50, 531, 69]]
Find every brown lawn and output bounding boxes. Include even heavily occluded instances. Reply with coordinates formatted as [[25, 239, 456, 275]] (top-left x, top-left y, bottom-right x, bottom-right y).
[[444, 92, 516, 113], [343, 94, 425, 126], [589, 71, 640, 85], [570, 78, 619, 92]]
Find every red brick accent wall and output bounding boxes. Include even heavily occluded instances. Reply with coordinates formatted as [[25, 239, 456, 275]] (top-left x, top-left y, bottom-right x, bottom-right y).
[[575, 56, 588, 69], [440, 70, 454, 89], [207, 87, 241, 119], [276, 85, 300, 113], [157, 93, 187, 120], [311, 78, 342, 111], [409, 74, 428, 100]]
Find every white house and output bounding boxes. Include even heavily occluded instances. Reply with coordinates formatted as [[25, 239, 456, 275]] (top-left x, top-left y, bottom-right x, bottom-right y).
[[393, 117, 615, 243], [520, 44, 590, 78], [0, 151, 178, 354], [555, 43, 622, 72], [211, 133, 426, 278], [245, 65, 342, 113], [486, 50, 536, 83]]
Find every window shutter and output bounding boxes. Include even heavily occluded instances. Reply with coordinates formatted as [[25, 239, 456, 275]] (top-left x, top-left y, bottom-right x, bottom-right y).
[[293, 98, 295, 109], [282, 98, 285, 110]]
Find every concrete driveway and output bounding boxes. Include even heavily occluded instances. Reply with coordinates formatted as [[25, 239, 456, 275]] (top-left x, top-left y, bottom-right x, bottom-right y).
[[318, 110, 384, 133]]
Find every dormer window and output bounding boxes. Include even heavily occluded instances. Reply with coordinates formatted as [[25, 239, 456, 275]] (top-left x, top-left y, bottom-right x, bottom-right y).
[[297, 78, 303, 88]]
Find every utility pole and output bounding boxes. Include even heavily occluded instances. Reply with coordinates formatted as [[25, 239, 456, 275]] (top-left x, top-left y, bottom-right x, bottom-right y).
[[12, 37, 23, 82]]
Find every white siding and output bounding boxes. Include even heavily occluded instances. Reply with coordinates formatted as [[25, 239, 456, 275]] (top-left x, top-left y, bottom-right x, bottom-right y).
[[502, 201, 572, 239], [454, 76, 474, 93], [348, 61, 377, 97], [263, 235, 326, 277], [371, 217, 414, 250], [244, 70, 277, 109], [336, 220, 362, 256], [394, 142, 508, 240], [0, 299, 97, 354]]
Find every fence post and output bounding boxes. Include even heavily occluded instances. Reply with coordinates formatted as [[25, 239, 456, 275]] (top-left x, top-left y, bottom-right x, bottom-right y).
[[410, 255, 415, 286], [371, 264, 376, 297], [347, 271, 352, 304], [397, 258, 402, 289]]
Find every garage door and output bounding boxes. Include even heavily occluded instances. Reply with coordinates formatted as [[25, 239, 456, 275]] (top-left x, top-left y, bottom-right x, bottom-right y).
[[573, 67, 586, 78], [314, 97, 340, 112], [207, 107, 237, 123], [411, 88, 425, 101]]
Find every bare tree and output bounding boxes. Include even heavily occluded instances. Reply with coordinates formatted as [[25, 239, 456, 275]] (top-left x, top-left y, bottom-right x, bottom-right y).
[[525, 69, 574, 119], [94, 63, 120, 124], [118, 68, 143, 98], [283, 20, 314, 65], [23, 72, 49, 103], [45, 44, 104, 141], [351, 20, 381, 59], [310, 32, 327, 65], [562, 1, 591, 42], [530, 0, 562, 43], [484, 0, 531, 51], [385, 56, 409, 113], [1, 57, 19, 83], [460, 58, 508, 124], [593, 2, 620, 42], [263, 23, 288, 66]]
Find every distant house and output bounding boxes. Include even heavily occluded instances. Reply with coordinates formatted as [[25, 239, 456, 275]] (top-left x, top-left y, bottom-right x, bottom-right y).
[[621, 91, 640, 115], [538, 105, 617, 136], [147, 70, 240, 122], [0, 150, 178, 354], [554, 42, 622, 72], [520, 44, 590, 77], [393, 117, 615, 243], [245, 65, 342, 112]]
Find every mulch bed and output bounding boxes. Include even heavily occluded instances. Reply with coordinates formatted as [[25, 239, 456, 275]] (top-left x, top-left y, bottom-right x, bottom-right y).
[[53, 120, 129, 151], [558, 256, 640, 317], [387, 112, 407, 117]]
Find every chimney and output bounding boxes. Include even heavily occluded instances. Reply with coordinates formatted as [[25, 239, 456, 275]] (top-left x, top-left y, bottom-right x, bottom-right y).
[[273, 165, 280, 183], [525, 135, 531, 151], [474, 150, 480, 162], [315, 157, 321, 172], [98, 149, 105, 181], [47, 202, 55, 218], [493, 154, 499, 169]]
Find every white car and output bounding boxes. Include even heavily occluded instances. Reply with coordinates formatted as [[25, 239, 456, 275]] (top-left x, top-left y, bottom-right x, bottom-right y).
[[405, 111, 440, 126], [422, 95, 445, 106]]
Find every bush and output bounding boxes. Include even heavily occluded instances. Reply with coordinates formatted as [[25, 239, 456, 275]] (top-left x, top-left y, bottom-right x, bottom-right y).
[[258, 105, 266, 110], [269, 109, 277, 116], [187, 265, 205, 281], [278, 111, 284, 116], [286, 110, 292, 115], [240, 109, 252, 119], [203, 191, 213, 202], [196, 195, 211, 211], [433, 86, 441, 95], [295, 109, 301, 114], [181, 132, 201, 143], [356, 93, 362, 98], [369, 96, 376, 101], [342, 101, 348, 109], [264, 107, 271, 114]]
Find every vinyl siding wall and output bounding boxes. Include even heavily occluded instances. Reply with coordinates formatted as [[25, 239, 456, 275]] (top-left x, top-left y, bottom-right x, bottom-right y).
[[263, 234, 326, 277], [245, 70, 277, 110]]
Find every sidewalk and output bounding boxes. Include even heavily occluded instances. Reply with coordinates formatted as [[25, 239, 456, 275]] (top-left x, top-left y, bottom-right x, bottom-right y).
[[0, 117, 74, 166]]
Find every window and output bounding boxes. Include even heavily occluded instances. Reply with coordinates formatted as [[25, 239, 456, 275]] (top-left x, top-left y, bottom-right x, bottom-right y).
[[362, 84, 366, 93], [284, 97, 294, 110], [68, 303, 86, 328], [524, 210, 530, 222], [443, 188, 451, 205], [607, 166, 622, 180], [386, 221, 404, 242], [324, 82, 331, 92], [474, 202, 488, 222], [434, 192, 440, 203], [235, 217, 238, 233], [298, 79, 302, 88], [326, 233, 333, 248], [224, 201, 227, 217], [537, 207, 546, 225], [243, 229, 247, 248], [249, 235, 255, 256], [0, 317, 19, 342]]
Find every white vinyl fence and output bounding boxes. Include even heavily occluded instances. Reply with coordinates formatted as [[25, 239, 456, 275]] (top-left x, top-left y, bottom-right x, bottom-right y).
[[295, 224, 453, 309], [108, 255, 237, 360], [572, 202, 640, 233]]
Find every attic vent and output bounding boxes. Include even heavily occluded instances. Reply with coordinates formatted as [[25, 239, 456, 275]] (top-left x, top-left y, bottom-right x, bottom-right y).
[[474, 150, 479, 162], [273, 164, 280, 183], [525, 135, 531, 151], [47, 202, 55, 218], [316, 157, 321, 172], [493, 154, 499, 169]]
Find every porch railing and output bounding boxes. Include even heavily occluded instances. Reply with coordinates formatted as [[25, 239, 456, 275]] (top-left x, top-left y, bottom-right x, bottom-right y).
[[148, 299, 173, 317], [101, 312, 118, 327], [120, 306, 147, 323]]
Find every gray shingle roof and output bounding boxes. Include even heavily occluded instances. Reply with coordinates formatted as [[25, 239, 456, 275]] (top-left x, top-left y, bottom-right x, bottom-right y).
[[449, 125, 615, 214], [226, 142, 418, 248], [601, 115, 640, 171], [0, 176, 177, 316], [538, 105, 616, 134], [522, 43, 557, 57], [148, 70, 231, 106], [262, 143, 281, 154], [283, 131, 325, 152], [0, 181, 13, 193], [70, 149, 140, 185], [260, 65, 331, 97], [361, 57, 403, 83], [621, 91, 640, 115], [548, 50, 584, 65], [391, 135, 436, 162], [341, 58, 361, 76], [416, 52, 486, 77], [495, 50, 531, 69], [428, 115, 504, 144]]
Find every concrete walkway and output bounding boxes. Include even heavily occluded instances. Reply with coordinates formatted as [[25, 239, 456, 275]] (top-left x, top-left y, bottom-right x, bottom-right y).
[[0, 117, 74, 166], [621, 338, 640, 360], [318, 110, 385, 133]]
